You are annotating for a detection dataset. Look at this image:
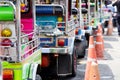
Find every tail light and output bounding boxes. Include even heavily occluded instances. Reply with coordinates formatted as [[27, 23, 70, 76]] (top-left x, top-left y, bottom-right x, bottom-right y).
[[84, 26, 88, 29], [3, 69, 13, 80], [1, 28, 12, 37], [58, 17, 63, 22], [57, 17, 64, 28], [1, 39, 12, 46], [58, 38, 65, 46], [91, 20, 94, 23], [91, 20, 94, 26], [41, 55, 50, 67], [84, 18, 86, 22], [75, 29, 78, 35], [58, 23, 62, 27]]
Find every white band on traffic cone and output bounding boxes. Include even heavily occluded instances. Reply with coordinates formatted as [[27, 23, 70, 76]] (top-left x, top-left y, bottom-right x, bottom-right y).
[[89, 45, 94, 48], [87, 58, 96, 62], [96, 42, 102, 44], [97, 33, 102, 36]]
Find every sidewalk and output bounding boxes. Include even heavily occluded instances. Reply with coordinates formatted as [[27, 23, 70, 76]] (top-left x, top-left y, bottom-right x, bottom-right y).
[[98, 27, 120, 80], [77, 27, 120, 80]]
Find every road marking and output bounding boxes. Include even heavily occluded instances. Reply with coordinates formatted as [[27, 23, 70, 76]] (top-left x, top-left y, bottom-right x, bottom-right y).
[[101, 76, 113, 79]]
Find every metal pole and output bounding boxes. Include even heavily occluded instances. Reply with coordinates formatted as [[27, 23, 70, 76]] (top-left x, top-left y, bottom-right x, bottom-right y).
[[79, 0, 82, 29], [16, 0, 21, 62], [66, 0, 68, 34], [88, 0, 90, 26], [100, 0, 102, 22]]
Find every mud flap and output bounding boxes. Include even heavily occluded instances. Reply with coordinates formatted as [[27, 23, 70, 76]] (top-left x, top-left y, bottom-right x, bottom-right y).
[[22, 63, 31, 79], [58, 54, 72, 76], [75, 39, 87, 58], [23, 63, 40, 80], [30, 64, 39, 80]]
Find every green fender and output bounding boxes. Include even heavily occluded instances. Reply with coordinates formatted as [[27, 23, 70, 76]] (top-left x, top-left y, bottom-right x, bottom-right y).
[[1, 62, 40, 80], [2, 61, 22, 80]]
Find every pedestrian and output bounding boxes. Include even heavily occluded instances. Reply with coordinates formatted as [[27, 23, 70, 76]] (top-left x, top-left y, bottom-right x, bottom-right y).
[[112, 0, 120, 36]]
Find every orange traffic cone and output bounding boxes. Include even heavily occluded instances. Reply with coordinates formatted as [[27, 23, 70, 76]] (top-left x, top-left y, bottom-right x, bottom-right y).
[[96, 26, 104, 52], [84, 36, 97, 80], [84, 61, 91, 80], [101, 36, 104, 52], [106, 18, 113, 35], [88, 36, 97, 61], [89, 61, 100, 80], [95, 35, 104, 59], [96, 26, 102, 36], [101, 38, 104, 52]]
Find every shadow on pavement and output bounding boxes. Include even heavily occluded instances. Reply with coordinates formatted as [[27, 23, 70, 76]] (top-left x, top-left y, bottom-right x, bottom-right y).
[[98, 64, 114, 80], [59, 64, 85, 80], [104, 42, 113, 49], [104, 50, 113, 60], [103, 37, 119, 42]]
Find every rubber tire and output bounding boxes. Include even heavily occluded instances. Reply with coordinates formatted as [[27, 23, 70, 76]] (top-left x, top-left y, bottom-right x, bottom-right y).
[[71, 48, 77, 77], [85, 33, 90, 47], [36, 65, 42, 80], [75, 40, 87, 58], [35, 74, 42, 80]]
